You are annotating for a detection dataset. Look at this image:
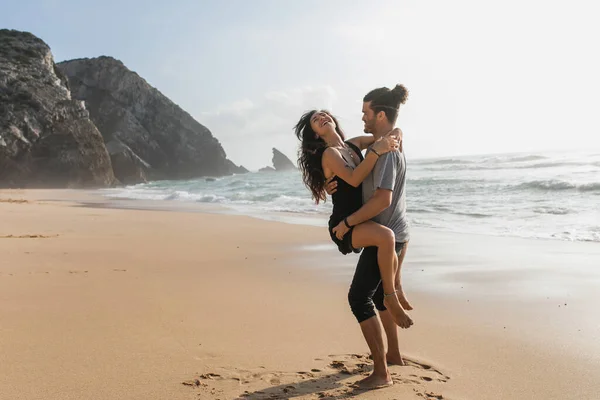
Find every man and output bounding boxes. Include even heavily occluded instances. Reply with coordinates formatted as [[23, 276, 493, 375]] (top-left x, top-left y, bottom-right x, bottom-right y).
[[329, 84, 412, 389]]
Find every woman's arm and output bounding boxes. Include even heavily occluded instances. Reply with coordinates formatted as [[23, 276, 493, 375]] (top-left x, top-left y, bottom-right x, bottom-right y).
[[322, 147, 381, 188], [347, 135, 375, 150], [348, 128, 403, 151], [322, 133, 397, 187]]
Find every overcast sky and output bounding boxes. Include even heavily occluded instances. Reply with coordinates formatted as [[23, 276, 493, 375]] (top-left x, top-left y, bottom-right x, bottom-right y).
[[3, 0, 600, 170]]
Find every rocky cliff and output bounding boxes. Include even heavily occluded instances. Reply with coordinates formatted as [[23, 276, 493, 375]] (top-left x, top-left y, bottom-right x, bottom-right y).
[[0, 30, 116, 188], [57, 57, 244, 183]]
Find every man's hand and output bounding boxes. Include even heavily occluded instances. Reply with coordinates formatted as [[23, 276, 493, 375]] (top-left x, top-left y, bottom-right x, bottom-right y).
[[332, 220, 350, 240], [324, 176, 338, 195]]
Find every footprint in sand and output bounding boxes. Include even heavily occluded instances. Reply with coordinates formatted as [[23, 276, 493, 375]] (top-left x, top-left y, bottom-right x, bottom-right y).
[[184, 366, 350, 400], [184, 354, 450, 399], [0, 199, 29, 204], [0, 234, 58, 239], [403, 357, 451, 381], [325, 353, 450, 391], [417, 391, 445, 399]]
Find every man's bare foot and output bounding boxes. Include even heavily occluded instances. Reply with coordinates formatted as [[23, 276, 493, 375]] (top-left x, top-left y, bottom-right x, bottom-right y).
[[386, 352, 406, 366], [354, 372, 393, 389], [397, 286, 413, 310], [383, 294, 414, 329]]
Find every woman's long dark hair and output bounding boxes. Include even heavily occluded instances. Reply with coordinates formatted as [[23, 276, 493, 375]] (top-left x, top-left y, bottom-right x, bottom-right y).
[[294, 110, 346, 204]]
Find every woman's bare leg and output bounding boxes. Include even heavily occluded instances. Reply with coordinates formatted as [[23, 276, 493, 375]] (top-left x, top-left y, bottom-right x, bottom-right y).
[[350, 221, 412, 329], [394, 242, 412, 310]]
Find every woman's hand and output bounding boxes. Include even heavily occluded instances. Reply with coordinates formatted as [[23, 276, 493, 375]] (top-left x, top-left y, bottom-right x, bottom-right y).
[[372, 131, 400, 154], [387, 127, 403, 152], [385, 127, 402, 142], [332, 220, 350, 240]]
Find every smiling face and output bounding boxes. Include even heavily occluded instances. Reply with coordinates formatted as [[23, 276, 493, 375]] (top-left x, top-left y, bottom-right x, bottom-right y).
[[309, 110, 337, 137], [362, 101, 377, 134]]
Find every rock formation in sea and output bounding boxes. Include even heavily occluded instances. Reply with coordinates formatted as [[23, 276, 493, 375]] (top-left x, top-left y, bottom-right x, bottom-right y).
[[272, 148, 296, 171], [57, 56, 246, 183], [0, 29, 116, 188], [259, 148, 296, 172]]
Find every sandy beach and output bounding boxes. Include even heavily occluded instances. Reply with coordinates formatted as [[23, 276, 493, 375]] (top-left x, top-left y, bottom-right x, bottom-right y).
[[1, 190, 599, 400]]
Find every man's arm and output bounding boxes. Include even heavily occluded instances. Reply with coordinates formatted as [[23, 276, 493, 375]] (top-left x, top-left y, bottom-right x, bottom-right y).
[[346, 189, 391, 227]]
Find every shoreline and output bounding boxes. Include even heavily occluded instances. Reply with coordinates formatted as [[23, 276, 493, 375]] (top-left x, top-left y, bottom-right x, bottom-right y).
[[10, 187, 600, 244], [1, 189, 600, 399]]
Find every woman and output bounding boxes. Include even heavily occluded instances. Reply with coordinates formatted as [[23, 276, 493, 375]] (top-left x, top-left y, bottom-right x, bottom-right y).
[[294, 110, 410, 327]]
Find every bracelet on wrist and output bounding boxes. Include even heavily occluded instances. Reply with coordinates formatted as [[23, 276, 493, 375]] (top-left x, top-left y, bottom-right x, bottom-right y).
[[371, 148, 381, 157], [344, 217, 352, 229]]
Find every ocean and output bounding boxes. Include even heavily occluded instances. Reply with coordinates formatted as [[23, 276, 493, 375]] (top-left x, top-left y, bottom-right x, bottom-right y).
[[100, 150, 600, 243]]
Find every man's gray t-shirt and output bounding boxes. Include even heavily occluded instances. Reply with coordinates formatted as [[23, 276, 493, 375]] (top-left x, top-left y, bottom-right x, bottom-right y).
[[362, 149, 410, 243]]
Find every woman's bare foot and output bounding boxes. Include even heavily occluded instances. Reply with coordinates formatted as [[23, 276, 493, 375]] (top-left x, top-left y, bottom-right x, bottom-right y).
[[354, 371, 393, 389], [386, 352, 406, 366], [397, 286, 413, 310], [383, 293, 413, 329]]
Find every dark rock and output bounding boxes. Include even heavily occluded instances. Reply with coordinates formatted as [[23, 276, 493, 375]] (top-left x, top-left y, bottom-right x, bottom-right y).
[[57, 56, 244, 181], [272, 148, 296, 171], [236, 165, 249, 174], [259, 148, 295, 172], [225, 158, 249, 174], [105, 139, 148, 184], [0, 30, 116, 188]]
